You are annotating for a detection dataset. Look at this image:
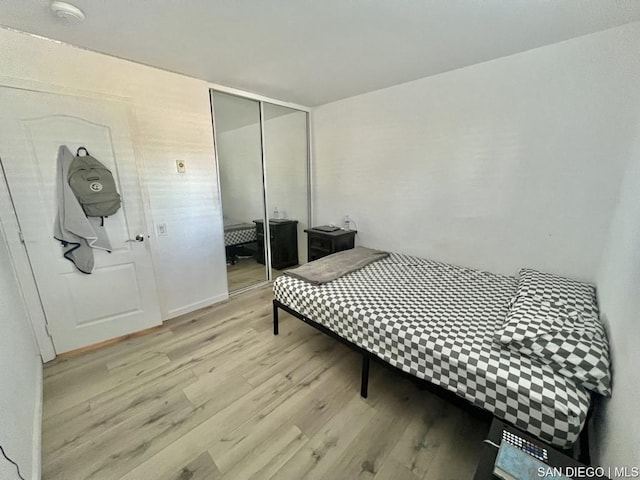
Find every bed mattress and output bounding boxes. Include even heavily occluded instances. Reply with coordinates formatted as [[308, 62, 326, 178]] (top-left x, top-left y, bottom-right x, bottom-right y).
[[224, 222, 257, 247], [273, 252, 590, 448]]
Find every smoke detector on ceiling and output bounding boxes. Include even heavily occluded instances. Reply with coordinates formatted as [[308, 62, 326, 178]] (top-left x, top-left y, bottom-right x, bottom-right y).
[[50, 1, 85, 22]]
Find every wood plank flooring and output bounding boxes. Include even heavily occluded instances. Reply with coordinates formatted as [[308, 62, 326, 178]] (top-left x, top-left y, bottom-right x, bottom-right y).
[[42, 285, 490, 479], [226, 258, 284, 292]]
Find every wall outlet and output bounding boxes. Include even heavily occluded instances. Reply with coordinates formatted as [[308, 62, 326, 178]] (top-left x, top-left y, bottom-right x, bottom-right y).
[[176, 160, 186, 173], [157, 223, 168, 236]]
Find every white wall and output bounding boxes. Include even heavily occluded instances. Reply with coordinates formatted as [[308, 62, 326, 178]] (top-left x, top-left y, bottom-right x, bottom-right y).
[[0, 217, 42, 480], [593, 114, 640, 467], [312, 22, 640, 281], [0, 27, 228, 319]]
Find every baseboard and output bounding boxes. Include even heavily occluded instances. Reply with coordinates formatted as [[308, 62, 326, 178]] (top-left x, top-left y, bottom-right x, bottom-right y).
[[31, 360, 43, 480], [165, 293, 229, 320]]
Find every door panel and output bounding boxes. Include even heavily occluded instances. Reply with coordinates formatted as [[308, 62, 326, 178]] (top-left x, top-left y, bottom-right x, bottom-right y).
[[263, 104, 309, 265], [0, 87, 161, 353], [64, 263, 143, 325]]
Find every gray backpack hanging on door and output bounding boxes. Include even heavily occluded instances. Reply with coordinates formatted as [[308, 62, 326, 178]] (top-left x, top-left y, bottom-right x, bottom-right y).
[[68, 147, 121, 217]]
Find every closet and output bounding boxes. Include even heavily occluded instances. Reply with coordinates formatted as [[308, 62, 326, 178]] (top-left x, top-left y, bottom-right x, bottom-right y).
[[210, 90, 310, 292]]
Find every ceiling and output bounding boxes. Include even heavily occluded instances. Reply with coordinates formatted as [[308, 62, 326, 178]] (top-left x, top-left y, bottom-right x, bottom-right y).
[[1, 1, 640, 106]]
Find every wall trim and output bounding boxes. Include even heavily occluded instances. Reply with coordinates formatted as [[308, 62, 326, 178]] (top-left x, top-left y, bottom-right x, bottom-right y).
[[166, 293, 229, 320], [207, 83, 310, 112]]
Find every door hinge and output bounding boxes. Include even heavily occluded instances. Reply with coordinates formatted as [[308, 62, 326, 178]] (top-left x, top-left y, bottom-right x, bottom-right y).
[[18, 231, 25, 244]]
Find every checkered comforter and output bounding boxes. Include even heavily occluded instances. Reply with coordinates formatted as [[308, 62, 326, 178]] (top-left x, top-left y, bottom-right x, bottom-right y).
[[273, 253, 590, 448], [224, 223, 256, 247]]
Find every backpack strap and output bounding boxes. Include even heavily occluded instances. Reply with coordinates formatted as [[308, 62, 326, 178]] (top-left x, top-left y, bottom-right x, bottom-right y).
[[76, 147, 89, 157]]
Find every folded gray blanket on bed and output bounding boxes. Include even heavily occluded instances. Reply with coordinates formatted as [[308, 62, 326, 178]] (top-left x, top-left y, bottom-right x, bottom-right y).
[[285, 246, 389, 284]]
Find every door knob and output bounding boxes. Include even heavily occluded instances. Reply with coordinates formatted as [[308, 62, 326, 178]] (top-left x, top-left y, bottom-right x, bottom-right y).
[[126, 234, 145, 242]]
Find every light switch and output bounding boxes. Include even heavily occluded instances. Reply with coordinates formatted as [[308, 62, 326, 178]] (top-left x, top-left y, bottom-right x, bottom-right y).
[[157, 223, 168, 236], [176, 160, 186, 173]]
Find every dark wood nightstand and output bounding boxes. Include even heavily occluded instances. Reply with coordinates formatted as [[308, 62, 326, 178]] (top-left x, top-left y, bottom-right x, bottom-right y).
[[473, 418, 609, 480], [254, 219, 298, 270], [304, 227, 357, 261]]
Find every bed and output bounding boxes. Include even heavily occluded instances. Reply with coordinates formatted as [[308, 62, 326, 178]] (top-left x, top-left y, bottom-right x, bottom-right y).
[[273, 251, 611, 451], [223, 221, 257, 264], [224, 221, 257, 247]]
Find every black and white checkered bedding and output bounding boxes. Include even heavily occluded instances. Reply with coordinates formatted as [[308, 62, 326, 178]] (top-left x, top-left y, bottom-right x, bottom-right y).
[[273, 253, 591, 448], [224, 223, 256, 247]]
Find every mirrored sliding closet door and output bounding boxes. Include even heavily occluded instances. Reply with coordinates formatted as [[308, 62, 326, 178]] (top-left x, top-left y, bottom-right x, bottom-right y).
[[211, 90, 310, 293], [212, 91, 267, 291]]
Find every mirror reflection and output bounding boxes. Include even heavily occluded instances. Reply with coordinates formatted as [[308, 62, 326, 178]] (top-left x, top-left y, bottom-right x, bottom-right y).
[[212, 91, 268, 291], [264, 104, 309, 268]]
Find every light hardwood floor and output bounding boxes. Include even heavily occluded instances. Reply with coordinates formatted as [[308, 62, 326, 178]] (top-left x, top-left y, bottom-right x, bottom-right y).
[[42, 285, 490, 480], [226, 258, 285, 292]]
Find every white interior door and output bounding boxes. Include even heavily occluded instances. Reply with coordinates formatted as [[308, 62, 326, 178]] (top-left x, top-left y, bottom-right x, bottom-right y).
[[0, 87, 161, 354]]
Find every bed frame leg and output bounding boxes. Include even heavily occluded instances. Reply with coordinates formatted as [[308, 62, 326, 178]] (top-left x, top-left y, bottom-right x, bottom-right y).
[[577, 392, 594, 464], [361, 354, 370, 398], [273, 300, 279, 336], [579, 419, 591, 464]]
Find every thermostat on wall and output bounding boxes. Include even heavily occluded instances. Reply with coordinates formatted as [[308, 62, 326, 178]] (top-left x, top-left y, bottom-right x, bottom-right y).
[[176, 160, 186, 173]]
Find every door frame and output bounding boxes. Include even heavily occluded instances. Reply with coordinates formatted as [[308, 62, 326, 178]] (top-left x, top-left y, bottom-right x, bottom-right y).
[[0, 82, 161, 361], [0, 160, 56, 361], [209, 87, 313, 294]]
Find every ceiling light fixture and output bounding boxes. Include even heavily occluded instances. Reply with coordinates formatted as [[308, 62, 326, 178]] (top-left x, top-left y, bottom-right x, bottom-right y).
[[50, 1, 85, 22]]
